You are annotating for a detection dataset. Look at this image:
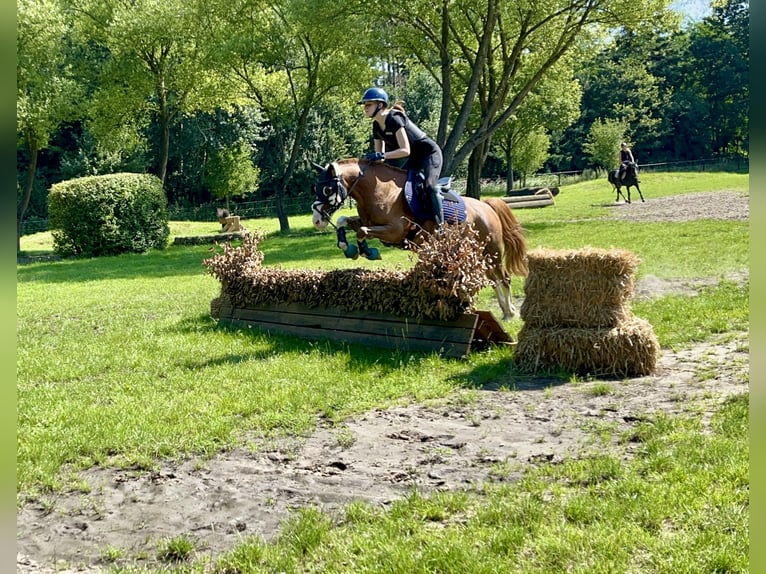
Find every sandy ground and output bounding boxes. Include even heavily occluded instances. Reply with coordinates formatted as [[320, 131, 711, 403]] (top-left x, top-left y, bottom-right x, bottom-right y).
[[17, 190, 750, 573]]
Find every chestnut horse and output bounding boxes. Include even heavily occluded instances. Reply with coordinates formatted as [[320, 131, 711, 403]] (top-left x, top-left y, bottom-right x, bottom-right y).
[[311, 158, 528, 319]]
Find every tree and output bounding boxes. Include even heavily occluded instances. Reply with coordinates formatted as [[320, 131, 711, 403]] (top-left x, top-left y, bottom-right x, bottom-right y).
[[684, 0, 748, 156], [205, 0, 373, 233], [583, 118, 627, 171], [510, 129, 551, 188], [204, 141, 260, 211], [493, 63, 582, 193], [69, 0, 229, 185], [371, 0, 669, 195], [17, 0, 82, 252]]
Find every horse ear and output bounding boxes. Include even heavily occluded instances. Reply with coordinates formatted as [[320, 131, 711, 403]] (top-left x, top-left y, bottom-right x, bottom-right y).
[[310, 161, 325, 173]]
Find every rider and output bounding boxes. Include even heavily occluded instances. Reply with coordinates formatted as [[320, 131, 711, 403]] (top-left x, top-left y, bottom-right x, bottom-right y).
[[618, 142, 636, 180], [358, 87, 445, 228]]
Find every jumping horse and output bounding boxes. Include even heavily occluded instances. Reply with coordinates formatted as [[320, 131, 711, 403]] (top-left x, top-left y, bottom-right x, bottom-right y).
[[311, 158, 528, 320], [608, 161, 645, 203]]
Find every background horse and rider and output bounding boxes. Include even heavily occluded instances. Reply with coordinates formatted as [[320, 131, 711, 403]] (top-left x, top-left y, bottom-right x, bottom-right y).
[[608, 161, 645, 203], [311, 158, 528, 320]]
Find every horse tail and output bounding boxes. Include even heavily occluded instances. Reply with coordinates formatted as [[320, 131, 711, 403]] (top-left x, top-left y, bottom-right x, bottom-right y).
[[484, 197, 528, 277]]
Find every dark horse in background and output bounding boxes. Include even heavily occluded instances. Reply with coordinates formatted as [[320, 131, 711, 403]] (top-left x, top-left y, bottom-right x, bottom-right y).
[[311, 158, 528, 320], [608, 161, 645, 203]]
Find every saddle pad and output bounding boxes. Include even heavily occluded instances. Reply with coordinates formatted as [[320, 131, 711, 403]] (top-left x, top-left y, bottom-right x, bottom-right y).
[[404, 182, 467, 225]]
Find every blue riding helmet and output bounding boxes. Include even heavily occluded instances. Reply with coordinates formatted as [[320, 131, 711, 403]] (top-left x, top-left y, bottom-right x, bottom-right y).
[[358, 87, 388, 105]]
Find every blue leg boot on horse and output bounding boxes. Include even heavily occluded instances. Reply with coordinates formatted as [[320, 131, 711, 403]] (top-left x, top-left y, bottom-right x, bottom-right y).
[[335, 221, 359, 259]]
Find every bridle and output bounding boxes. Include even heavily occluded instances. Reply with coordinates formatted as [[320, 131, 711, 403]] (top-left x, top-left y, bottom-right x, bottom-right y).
[[312, 162, 367, 228]]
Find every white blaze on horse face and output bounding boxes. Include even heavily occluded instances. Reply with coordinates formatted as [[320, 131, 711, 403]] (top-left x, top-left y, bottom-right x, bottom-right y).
[[312, 201, 329, 230]]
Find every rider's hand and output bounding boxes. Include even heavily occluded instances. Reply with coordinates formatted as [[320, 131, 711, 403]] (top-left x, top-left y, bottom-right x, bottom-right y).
[[364, 152, 385, 162]]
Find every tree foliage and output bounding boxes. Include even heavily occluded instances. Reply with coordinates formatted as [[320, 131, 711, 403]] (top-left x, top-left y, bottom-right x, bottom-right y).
[[16, 0, 749, 236], [17, 0, 82, 250], [583, 118, 628, 170]]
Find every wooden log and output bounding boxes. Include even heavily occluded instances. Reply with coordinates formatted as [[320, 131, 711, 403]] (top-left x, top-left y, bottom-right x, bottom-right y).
[[500, 197, 555, 209], [212, 301, 511, 358], [506, 186, 560, 197], [501, 191, 552, 203]]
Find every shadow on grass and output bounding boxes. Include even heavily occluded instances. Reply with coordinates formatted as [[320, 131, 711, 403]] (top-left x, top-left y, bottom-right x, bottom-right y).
[[176, 314, 569, 392], [448, 355, 570, 392], [16, 244, 218, 284]]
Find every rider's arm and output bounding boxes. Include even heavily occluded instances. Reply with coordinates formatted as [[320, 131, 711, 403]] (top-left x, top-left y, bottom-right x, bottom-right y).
[[382, 128, 411, 160]]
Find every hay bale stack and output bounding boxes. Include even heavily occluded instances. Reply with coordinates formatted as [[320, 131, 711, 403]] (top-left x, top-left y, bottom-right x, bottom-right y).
[[520, 247, 637, 328], [514, 247, 659, 377]]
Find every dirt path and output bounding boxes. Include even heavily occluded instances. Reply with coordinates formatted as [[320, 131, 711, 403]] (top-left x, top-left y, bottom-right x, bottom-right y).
[[17, 190, 750, 573]]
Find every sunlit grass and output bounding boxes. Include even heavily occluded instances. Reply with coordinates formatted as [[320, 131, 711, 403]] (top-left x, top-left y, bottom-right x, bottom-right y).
[[16, 171, 749, 571]]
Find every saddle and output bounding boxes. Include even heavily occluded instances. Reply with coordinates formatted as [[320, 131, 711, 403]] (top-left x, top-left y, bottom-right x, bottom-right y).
[[403, 171, 466, 227]]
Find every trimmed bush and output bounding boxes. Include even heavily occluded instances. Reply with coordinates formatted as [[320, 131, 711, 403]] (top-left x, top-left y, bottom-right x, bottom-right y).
[[48, 173, 170, 257]]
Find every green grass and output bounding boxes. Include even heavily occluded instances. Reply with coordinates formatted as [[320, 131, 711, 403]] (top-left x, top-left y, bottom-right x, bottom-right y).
[[209, 395, 748, 574], [17, 171, 749, 571]]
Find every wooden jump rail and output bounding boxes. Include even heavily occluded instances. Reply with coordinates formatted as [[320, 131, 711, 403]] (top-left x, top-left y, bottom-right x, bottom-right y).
[[500, 188, 556, 209], [211, 299, 512, 359]]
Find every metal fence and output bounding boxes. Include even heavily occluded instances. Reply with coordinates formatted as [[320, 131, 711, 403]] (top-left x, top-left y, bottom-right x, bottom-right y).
[[527, 157, 748, 188], [19, 157, 748, 235]]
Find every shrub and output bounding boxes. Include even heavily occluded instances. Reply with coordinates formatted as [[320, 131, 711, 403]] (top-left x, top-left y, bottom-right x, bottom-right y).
[[48, 173, 170, 256]]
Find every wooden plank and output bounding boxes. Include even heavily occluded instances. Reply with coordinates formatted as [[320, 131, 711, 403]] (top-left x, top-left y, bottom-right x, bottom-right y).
[[506, 186, 560, 197], [501, 191, 552, 203], [215, 303, 479, 358], [228, 306, 476, 344], [471, 310, 515, 351]]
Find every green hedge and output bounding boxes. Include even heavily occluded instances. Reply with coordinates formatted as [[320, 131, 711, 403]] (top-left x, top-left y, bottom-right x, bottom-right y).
[[48, 173, 170, 257]]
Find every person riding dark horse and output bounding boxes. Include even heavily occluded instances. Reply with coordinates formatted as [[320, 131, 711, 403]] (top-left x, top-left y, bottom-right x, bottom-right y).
[[358, 87, 445, 228], [608, 160, 645, 203], [618, 142, 636, 181]]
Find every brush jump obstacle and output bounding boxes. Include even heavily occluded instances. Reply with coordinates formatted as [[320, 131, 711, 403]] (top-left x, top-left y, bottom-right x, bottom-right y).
[[205, 227, 512, 359]]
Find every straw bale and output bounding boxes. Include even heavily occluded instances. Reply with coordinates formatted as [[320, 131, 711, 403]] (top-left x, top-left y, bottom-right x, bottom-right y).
[[526, 247, 639, 278], [521, 247, 638, 328], [513, 317, 659, 378]]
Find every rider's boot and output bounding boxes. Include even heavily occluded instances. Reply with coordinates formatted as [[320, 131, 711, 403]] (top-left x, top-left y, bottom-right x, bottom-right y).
[[430, 190, 444, 231]]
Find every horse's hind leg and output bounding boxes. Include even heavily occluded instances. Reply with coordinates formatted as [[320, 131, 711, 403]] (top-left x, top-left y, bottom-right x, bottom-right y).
[[493, 277, 516, 320]]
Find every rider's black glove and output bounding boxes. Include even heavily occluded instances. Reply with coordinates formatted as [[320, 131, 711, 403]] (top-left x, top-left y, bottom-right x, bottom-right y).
[[364, 152, 385, 162]]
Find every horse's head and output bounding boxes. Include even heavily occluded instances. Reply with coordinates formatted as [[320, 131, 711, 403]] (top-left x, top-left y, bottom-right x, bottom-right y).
[[310, 161, 349, 230]]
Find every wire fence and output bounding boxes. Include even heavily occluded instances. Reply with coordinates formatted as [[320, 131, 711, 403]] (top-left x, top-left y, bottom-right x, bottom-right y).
[[521, 157, 748, 189], [19, 157, 748, 235]]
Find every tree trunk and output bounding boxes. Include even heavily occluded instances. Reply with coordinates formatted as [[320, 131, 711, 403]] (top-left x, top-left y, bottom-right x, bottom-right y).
[[466, 148, 482, 199], [158, 113, 170, 185], [275, 185, 290, 234], [465, 139, 493, 198], [505, 146, 513, 195], [17, 141, 39, 253]]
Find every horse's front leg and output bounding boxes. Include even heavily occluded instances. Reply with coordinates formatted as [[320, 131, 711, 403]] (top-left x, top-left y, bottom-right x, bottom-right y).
[[338, 215, 385, 260], [357, 218, 411, 246]]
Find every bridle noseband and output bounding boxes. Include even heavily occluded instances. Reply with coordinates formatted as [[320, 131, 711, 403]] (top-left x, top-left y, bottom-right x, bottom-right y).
[[312, 162, 366, 226]]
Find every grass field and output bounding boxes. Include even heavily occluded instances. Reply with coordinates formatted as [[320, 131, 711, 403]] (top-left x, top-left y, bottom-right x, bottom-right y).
[[17, 171, 749, 572]]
